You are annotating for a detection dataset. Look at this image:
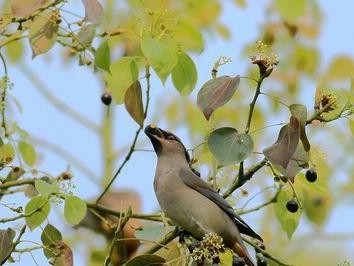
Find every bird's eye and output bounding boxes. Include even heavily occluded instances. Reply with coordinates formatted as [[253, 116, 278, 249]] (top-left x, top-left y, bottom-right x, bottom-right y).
[[167, 135, 175, 141]]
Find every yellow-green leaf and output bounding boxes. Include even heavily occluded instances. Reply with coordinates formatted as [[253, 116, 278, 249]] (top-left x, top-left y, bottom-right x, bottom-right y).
[[25, 195, 51, 230], [124, 81, 144, 126], [18, 141, 37, 167], [326, 56, 354, 80], [125, 254, 165, 266], [172, 52, 198, 95], [29, 10, 59, 58], [95, 40, 110, 73], [35, 179, 60, 195], [64, 195, 87, 225], [174, 19, 203, 52], [0, 143, 15, 164], [275, 0, 306, 20], [141, 37, 177, 84], [106, 57, 139, 104]]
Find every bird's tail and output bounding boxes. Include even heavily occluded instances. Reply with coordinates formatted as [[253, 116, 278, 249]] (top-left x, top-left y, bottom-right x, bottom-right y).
[[232, 242, 255, 266]]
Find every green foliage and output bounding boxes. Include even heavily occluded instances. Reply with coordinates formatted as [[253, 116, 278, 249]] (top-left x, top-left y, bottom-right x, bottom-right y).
[[172, 52, 198, 95], [0, 143, 15, 165], [94, 40, 111, 73], [25, 195, 51, 230], [141, 37, 178, 84], [18, 140, 37, 167], [35, 179, 60, 195], [197, 75, 240, 120], [63, 195, 87, 225], [0, 228, 15, 264], [41, 224, 63, 260], [208, 127, 254, 166], [106, 57, 139, 104], [275, 188, 302, 238]]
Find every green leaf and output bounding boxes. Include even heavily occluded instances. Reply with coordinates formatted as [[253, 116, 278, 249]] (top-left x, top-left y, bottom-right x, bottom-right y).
[[326, 56, 354, 80], [208, 127, 253, 166], [125, 254, 165, 266], [172, 52, 198, 95], [174, 19, 203, 52], [124, 81, 144, 126], [41, 224, 62, 259], [35, 179, 60, 195], [289, 104, 310, 151], [275, 0, 306, 20], [29, 10, 59, 58], [64, 195, 87, 225], [197, 75, 240, 120], [25, 195, 51, 230], [293, 45, 319, 76], [155, 242, 186, 266], [0, 143, 15, 164], [0, 228, 16, 264], [349, 120, 354, 135], [303, 190, 330, 226], [106, 57, 139, 104], [141, 37, 178, 84], [263, 116, 300, 169], [274, 188, 302, 239], [95, 40, 110, 73], [11, 0, 47, 18], [18, 141, 37, 167]]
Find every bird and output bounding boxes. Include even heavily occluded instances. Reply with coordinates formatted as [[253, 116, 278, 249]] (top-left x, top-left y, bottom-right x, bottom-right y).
[[145, 124, 263, 266]]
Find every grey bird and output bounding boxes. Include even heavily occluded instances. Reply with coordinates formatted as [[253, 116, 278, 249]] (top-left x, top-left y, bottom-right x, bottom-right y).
[[145, 125, 262, 266]]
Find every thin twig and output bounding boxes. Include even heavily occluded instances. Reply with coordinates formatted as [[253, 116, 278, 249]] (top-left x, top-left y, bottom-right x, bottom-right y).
[[143, 227, 179, 254], [96, 66, 151, 202], [223, 158, 267, 198], [104, 207, 132, 266], [242, 237, 292, 266]]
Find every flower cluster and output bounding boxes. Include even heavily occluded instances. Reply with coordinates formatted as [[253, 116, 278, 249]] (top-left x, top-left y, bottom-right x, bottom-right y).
[[315, 91, 338, 112], [250, 41, 279, 77], [191, 233, 225, 265]]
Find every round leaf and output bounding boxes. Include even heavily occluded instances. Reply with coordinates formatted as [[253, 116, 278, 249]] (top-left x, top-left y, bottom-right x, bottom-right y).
[[208, 127, 253, 166], [35, 179, 60, 195], [197, 75, 240, 120], [25, 195, 51, 231], [64, 195, 87, 225]]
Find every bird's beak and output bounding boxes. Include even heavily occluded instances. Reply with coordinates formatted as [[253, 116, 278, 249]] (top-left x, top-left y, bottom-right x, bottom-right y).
[[145, 124, 166, 154]]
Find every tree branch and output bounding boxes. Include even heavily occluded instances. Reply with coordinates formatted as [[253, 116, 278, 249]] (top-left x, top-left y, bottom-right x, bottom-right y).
[[242, 237, 292, 266], [223, 158, 267, 198], [143, 227, 179, 254]]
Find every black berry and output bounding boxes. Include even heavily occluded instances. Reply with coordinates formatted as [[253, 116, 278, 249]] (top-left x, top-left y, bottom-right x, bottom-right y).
[[306, 169, 317, 182], [101, 92, 112, 105], [256, 253, 267, 266], [232, 256, 245, 266], [286, 199, 299, 213]]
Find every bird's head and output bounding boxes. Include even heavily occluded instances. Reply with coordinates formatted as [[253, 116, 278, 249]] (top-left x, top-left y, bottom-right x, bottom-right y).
[[145, 124, 190, 163]]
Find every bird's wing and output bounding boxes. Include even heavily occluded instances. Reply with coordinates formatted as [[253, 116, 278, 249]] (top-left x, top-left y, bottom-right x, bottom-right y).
[[179, 168, 263, 241]]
